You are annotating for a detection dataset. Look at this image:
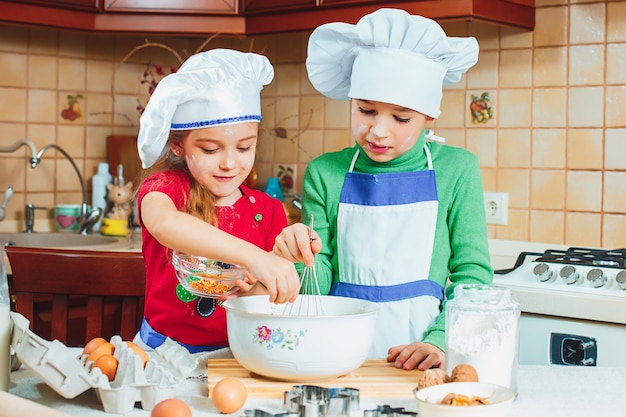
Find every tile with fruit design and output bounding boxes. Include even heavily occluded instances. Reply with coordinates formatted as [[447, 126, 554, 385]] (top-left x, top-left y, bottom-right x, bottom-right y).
[[466, 90, 496, 127]]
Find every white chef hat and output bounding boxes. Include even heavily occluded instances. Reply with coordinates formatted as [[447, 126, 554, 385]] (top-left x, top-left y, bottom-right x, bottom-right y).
[[137, 48, 274, 168], [306, 8, 479, 119]]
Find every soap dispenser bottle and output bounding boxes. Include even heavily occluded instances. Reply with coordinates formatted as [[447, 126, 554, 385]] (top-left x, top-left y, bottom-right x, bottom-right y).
[[264, 177, 284, 202], [0, 251, 10, 391], [92, 162, 112, 232]]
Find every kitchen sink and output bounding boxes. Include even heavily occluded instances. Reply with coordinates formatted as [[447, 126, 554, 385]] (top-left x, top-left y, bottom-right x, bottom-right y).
[[0, 232, 130, 250]]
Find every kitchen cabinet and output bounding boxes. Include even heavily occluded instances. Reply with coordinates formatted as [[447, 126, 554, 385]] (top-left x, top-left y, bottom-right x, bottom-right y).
[[245, 0, 535, 34], [103, 0, 239, 14], [0, 0, 534, 36]]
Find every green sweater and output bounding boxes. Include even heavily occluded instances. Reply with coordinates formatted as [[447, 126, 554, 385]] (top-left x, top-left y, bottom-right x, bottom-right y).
[[301, 130, 493, 351]]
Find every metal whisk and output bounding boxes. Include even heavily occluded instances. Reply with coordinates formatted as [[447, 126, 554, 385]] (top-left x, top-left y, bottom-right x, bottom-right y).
[[283, 215, 324, 316]]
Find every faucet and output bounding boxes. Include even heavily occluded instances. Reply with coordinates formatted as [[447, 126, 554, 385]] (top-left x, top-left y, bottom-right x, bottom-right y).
[[0, 185, 13, 222], [32, 144, 102, 234], [0, 139, 38, 167]]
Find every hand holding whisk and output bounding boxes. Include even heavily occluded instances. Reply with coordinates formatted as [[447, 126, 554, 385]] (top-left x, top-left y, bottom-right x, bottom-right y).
[[282, 215, 324, 316]]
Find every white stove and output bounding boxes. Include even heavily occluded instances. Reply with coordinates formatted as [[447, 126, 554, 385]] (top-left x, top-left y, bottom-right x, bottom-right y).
[[492, 245, 626, 367]]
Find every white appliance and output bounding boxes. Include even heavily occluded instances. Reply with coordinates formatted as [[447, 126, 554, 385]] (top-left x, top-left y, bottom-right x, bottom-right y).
[[492, 244, 626, 367]]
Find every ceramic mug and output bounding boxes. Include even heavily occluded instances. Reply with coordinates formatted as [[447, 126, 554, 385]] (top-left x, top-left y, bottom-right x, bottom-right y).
[[55, 204, 81, 232]]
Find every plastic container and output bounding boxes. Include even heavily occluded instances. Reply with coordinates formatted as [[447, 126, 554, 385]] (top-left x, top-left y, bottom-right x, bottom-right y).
[[264, 177, 284, 202], [445, 285, 520, 393], [0, 254, 9, 391], [92, 162, 112, 232]]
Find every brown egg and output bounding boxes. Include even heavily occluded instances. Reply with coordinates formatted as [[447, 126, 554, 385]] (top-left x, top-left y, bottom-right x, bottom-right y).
[[151, 398, 192, 417], [94, 354, 118, 381], [82, 337, 107, 356], [86, 341, 115, 363], [125, 341, 149, 368], [211, 377, 247, 414]]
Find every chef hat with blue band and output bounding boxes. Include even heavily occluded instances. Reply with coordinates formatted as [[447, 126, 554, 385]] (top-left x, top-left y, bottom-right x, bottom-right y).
[[137, 48, 274, 168], [306, 8, 479, 119]]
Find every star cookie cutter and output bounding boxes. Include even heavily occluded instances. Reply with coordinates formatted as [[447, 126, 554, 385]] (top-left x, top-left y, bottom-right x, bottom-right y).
[[363, 405, 417, 417], [284, 385, 360, 417]]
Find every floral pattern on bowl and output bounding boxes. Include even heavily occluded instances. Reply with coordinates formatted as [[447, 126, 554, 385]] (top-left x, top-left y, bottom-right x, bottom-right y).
[[253, 325, 308, 350]]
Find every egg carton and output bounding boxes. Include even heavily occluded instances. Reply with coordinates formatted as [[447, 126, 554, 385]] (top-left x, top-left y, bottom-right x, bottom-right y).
[[10, 312, 197, 414]]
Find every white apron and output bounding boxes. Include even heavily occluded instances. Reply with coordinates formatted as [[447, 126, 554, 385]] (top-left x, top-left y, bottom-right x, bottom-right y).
[[330, 145, 443, 358]]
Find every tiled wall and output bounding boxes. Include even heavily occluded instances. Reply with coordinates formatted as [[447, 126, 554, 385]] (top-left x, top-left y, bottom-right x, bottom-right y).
[[0, 0, 625, 249]]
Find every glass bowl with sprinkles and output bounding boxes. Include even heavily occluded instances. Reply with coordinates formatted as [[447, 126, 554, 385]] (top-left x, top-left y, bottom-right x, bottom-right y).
[[172, 251, 245, 298]]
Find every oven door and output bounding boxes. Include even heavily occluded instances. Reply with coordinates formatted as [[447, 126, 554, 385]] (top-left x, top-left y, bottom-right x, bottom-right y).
[[519, 313, 626, 367]]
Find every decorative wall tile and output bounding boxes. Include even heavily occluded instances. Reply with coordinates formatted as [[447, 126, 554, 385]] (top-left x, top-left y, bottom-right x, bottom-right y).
[[274, 63, 300, 96], [59, 57, 86, 91], [565, 212, 601, 248], [466, 129, 497, 167], [466, 51, 498, 89], [569, 45, 604, 86], [0, 87, 27, 122], [437, 90, 466, 128], [532, 88, 566, 127], [533, 47, 567, 87], [532, 129, 566, 169], [498, 89, 531, 128], [606, 44, 626, 84], [603, 214, 626, 248], [1, 52, 27, 88], [28, 89, 57, 123], [498, 168, 530, 208], [568, 87, 603, 127], [500, 49, 532, 87], [607, 2, 626, 42], [498, 129, 530, 168], [570, 3, 605, 44], [530, 210, 564, 244], [531, 170, 565, 210], [534, 6, 568, 47], [566, 171, 602, 212], [605, 128, 626, 169], [467, 90, 495, 126], [567, 129, 603, 170], [603, 172, 626, 213], [605, 86, 626, 127]]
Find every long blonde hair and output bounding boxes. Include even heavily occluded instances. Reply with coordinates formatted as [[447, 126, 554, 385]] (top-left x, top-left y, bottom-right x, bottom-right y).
[[136, 130, 218, 226]]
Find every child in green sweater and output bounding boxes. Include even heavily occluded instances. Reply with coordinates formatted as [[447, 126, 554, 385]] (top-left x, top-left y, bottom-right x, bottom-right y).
[[273, 8, 493, 371]]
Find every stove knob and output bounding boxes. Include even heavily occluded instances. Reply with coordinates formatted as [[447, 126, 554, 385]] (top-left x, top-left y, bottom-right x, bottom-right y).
[[616, 270, 626, 290], [586, 268, 606, 288], [560, 265, 579, 285], [533, 263, 553, 282]]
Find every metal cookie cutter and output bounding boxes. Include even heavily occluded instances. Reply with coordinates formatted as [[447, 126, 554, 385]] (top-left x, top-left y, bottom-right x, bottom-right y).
[[284, 385, 360, 417], [243, 409, 300, 417], [363, 405, 417, 417]]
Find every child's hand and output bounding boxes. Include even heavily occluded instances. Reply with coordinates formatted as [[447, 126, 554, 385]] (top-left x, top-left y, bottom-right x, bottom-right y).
[[273, 222, 322, 267], [244, 252, 301, 304], [387, 342, 445, 371]]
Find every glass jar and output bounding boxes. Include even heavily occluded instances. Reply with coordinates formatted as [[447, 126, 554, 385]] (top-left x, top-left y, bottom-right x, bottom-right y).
[[445, 284, 520, 392]]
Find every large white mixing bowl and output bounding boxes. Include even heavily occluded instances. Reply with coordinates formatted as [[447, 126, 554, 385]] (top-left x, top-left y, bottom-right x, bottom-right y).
[[223, 295, 379, 381]]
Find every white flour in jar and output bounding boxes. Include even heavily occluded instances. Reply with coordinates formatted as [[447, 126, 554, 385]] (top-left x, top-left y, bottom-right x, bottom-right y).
[[446, 309, 518, 389]]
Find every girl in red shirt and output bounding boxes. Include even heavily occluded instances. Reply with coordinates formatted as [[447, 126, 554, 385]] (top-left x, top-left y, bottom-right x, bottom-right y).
[[134, 49, 301, 353]]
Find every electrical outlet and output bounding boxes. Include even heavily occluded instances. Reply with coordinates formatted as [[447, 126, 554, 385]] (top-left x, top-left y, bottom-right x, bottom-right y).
[[484, 192, 508, 225]]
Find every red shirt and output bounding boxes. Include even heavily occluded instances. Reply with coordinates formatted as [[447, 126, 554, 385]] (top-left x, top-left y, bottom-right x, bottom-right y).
[[137, 170, 287, 348]]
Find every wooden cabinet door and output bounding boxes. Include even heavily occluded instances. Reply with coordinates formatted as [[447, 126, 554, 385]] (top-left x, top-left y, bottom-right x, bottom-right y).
[[13, 0, 100, 11], [103, 0, 239, 14], [244, 0, 315, 13]]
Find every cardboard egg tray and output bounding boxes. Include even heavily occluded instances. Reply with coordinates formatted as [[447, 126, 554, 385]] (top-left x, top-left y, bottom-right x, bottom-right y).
[[10, 312, 197, 414]]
